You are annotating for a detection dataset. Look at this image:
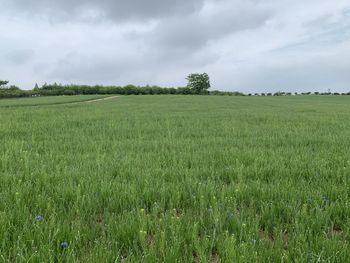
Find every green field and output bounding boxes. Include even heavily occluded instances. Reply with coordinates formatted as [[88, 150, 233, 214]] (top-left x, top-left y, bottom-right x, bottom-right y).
[[0, 95, 349, 262], [0, 95, 110, 107]]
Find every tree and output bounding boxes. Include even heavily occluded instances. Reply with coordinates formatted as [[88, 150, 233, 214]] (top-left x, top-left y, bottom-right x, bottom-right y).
[[0, 80, 9, 88], [9, 85, 20, 90], [186, 73, 210, 94]]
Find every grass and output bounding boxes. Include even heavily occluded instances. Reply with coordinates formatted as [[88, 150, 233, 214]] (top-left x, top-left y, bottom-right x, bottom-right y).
[[0, 95, 349, 262], [0, 95, 110, 107]]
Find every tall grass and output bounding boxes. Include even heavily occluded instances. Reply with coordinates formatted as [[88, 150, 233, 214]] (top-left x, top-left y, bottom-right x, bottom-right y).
[[0, 95, 349, 262]]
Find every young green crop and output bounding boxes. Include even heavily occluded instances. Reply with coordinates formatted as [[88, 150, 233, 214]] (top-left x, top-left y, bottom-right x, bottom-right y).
[[0, 95, 349, 262], [0, 95, 109, 107]]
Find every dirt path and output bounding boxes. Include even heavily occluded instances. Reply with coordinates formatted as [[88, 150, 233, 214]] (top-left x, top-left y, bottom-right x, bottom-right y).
[[83, 96, 119, 103], [71, 96, 120, 105]]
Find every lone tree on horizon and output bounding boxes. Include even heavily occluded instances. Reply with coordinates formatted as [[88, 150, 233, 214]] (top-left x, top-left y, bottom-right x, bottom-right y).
[[186, 73, 210, 94]]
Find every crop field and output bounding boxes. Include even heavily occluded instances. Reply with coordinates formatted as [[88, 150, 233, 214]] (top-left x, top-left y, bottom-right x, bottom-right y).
[[0, 95, 111, 107], [0, 95, 349, 262]]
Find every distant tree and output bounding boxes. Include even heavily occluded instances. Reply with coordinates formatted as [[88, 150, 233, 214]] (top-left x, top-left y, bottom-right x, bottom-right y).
[[186, 73, 210, 94], [0, 80, 9, 88], [8, 85, 20, 90]]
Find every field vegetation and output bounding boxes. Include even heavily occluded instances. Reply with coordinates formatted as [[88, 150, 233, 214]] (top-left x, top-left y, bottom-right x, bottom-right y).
[[0, 95, 349, 262], [0, 95, 110, 107]]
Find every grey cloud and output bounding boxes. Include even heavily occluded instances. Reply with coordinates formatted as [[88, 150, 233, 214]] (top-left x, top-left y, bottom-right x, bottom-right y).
[[1, 0, 350, 92], [4, 0, 205, 22], [216, 52, 350, 93], [123, 0, 271, 71], [47, 52, 132, 83], [46, 45, 217, 86], [246, 65, 350, 93], [4, 49, 35, 65], [153, 2, 270, 50]]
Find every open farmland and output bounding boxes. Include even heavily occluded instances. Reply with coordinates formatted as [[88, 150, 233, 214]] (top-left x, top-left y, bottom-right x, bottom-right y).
[[0, 95, 111, 107], [0, 95, 350, 262]]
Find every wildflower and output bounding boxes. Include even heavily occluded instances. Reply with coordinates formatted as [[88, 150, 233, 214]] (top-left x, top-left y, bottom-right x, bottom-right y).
[[34, 215, 42, 222], [60, 241, 69, 248], [322, 196, 330, 204]]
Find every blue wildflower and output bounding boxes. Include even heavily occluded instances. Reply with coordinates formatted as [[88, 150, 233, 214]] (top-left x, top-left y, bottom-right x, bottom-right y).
[[60, 241, 69, 248], [322, 196, 330, 204], [35, 215, 42, 222]]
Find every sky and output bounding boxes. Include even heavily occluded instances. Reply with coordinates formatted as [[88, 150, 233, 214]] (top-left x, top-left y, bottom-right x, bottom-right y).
[[1, 0, 350, 93]]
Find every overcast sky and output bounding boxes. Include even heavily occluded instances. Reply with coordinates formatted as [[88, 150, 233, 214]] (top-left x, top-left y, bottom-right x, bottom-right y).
[[1, 0, 350, 92]]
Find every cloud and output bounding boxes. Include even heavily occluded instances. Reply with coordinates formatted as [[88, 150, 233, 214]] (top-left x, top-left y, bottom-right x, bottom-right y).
[[152, 1, 271, 50], [3, 0, 204, 22], [1, 0, 350, 92], [5, 49, 35, 65]]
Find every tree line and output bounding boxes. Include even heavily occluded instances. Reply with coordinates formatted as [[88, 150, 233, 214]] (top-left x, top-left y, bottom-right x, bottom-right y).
[[1, 73, 349, 99], [0, 73, 244, 99], [1, 82, 239, 99]]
